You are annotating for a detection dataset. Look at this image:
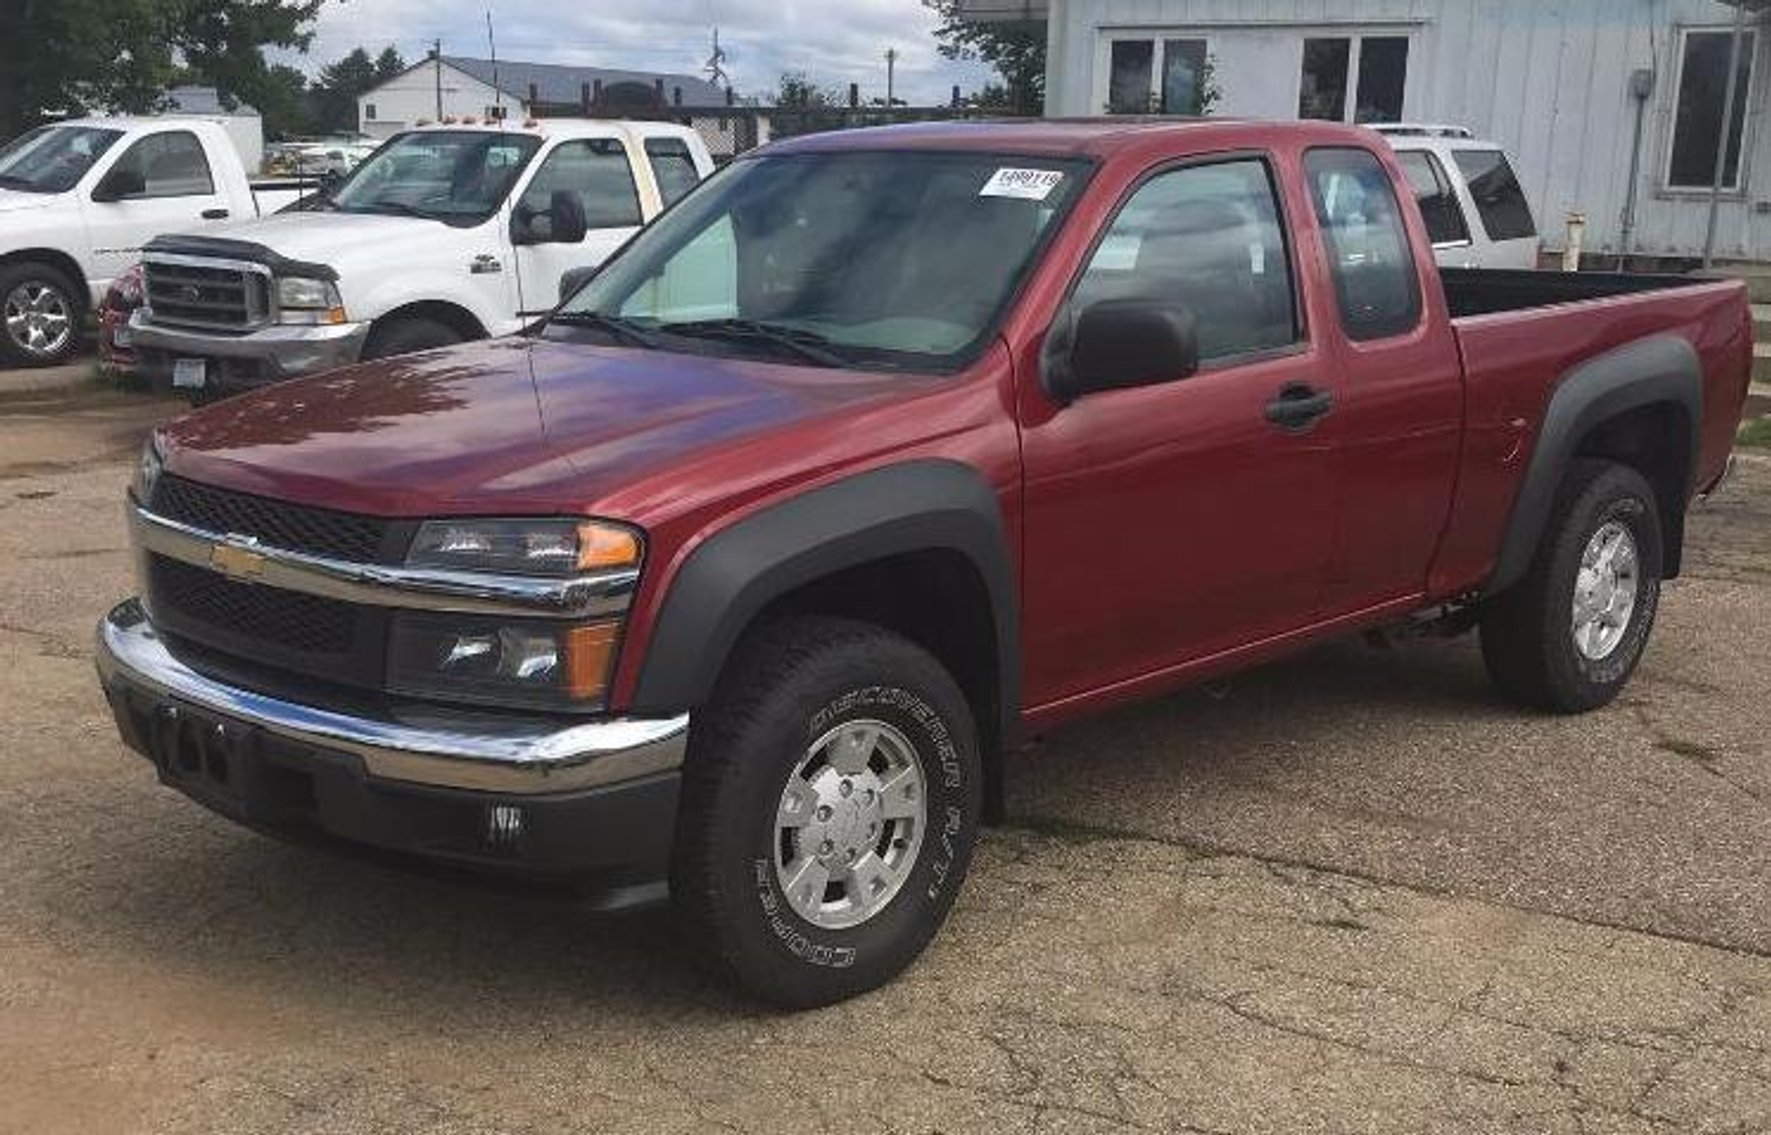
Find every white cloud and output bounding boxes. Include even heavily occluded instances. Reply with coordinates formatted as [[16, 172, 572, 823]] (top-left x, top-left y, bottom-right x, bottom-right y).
[[299, 0, 996, 105]]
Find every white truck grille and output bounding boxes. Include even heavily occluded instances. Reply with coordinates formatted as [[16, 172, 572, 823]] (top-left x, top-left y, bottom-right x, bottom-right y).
[[144, 257, 271, 332]]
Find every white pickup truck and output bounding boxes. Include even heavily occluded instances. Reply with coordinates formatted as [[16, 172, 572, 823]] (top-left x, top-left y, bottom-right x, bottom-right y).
[[0, 117, 312, 366], [131, 119, 715, 399]]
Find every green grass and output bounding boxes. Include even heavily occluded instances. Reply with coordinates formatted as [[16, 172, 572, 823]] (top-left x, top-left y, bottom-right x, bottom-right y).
[[1739, 416, 1771, 449]]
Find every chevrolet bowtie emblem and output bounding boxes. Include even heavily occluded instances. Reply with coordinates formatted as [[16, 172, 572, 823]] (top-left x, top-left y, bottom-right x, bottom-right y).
[[209, 539, 266, 581]]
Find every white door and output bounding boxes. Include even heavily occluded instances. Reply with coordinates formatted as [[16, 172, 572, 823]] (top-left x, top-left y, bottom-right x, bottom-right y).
[[80, 130, 233, 288], [511, 138, 647, 318]]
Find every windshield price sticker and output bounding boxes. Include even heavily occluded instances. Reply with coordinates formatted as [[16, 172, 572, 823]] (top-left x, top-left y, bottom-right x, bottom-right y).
[[980, 168, 1065, 200]]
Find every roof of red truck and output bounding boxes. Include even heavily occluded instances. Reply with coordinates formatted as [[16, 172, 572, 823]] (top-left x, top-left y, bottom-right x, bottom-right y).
[[759, 117, 1382, 159]]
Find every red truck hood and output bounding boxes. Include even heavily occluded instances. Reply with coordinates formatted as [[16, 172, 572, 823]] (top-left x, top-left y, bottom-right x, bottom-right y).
[[159, 337, 928, 518]]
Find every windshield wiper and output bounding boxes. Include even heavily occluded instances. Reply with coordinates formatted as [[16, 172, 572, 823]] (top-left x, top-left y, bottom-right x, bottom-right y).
[[0, 175, 46, 192], [549, 310, 662, 349], [347, 200, 441, 220], [657, 319, 853, 368]]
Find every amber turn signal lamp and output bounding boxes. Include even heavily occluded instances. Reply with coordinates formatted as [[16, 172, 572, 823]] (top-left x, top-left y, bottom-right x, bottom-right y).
[[576, 522, 641, 571], [563, 621, 622, 701]]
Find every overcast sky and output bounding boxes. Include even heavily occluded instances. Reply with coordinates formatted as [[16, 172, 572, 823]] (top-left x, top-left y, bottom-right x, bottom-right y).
[[298, 0, 996, 105]]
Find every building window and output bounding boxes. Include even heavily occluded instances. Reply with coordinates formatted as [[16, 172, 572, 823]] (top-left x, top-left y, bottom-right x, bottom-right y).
[[1106, 37, 1210, 114], [1299, 39, 1351, 120], [1299, 35, 1410, 124], [365, 103, 377, 121], [1667, 27, 1757, 190]]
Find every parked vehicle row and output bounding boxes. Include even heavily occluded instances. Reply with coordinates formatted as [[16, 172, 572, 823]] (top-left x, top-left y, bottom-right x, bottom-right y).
[[95, 118, 1750, 1007], [0, 117, 318, 366]]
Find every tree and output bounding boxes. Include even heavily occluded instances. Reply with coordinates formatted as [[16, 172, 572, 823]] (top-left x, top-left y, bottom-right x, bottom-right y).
[[256, 63, 312, 139], [773, 72, 842, 110], [374, 47, 406, 84], [923, 0, 1045, 116], [311, 47, 380, 134], [0, 0, 321, 138]]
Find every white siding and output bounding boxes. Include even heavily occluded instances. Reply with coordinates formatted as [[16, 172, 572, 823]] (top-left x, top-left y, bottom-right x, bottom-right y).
[[1046, 0, 1771, 259], [358, 61, 520, 138]]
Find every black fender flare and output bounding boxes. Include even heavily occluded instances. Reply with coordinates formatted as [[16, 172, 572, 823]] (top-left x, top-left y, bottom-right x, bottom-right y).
[[1488, 334, 1701, 594], [629, 459, 1019, 738]]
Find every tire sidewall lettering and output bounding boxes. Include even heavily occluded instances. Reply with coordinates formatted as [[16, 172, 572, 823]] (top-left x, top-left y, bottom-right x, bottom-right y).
[[752, 684, 969, 970]]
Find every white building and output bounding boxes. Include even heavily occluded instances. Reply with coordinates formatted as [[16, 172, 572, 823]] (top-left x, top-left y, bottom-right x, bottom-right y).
[[357, 56, 750, 156], [967, 0, 1771, 261]]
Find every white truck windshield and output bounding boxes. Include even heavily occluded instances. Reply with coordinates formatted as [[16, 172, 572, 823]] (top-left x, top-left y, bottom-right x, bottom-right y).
[[0, 125, 124, 193], [328, 131, 542, 224]]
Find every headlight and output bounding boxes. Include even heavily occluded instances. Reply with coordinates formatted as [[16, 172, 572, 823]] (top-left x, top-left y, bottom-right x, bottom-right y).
[[275, 276, 347, 325], [406, 518, 641, 576], [132, 435, 163, 502], [387, 613, 622, 710]]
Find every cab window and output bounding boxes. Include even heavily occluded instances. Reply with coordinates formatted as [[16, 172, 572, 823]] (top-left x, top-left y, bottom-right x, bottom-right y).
[[1451, 148, 1536, 242], [106, 131, 215, 198], [645, 138, 702, 207], [1074, 158, 1298, 364], [1304, 147, 1422, 341], [518, 139, 642, 237], [1396, 150, 1470, 246]]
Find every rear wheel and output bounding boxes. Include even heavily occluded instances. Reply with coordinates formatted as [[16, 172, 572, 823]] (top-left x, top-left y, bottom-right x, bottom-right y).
[[672, 616, 982, 1008], [1480, 459, 1663, 712], [361, 317, 462, 361], [0, 262, 82, 367]]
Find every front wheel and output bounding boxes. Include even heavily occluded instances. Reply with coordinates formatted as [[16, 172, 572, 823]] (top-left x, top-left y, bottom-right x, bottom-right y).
[[1480, 459, 1663, 712], [0, 262, 82, 367], [672, 616, 982, 1008], [360, 317, 462, 361]]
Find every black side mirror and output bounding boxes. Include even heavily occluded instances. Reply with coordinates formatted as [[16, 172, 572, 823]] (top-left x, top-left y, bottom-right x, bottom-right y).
[[559, 264, 599, 303], [91, 167, 146, 203], [1043, 299, 1200, 403]]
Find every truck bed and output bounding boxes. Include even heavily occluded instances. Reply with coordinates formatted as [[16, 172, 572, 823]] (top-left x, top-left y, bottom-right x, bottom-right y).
[[1440, 267, 1717, 319], [1429, 269, 1751, 597]]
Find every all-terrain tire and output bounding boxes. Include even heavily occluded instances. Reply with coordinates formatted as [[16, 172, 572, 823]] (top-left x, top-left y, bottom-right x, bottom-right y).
[[671, 616, 982, 1009], [1480, 459, 1663, 713]]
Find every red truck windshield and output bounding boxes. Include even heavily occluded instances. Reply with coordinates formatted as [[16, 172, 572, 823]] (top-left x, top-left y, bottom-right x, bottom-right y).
[[555, 150, 1092, 371]]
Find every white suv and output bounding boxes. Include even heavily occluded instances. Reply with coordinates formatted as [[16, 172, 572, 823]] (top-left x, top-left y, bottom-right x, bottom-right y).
[[1374, 124, 1540, 270]]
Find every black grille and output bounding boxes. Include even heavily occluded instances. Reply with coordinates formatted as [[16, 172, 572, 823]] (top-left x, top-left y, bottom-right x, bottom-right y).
[[150, 556, 354, 655], [144, 260, 268, 330], [150, 475, 391, 563]]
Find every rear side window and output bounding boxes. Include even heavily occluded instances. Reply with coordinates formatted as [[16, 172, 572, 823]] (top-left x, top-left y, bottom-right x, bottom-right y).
[[645, 138, 702, 207], [1396, 150, 1470, 245], [519, 138, 642, 232], [1073, 158, 1297, 364], [1304, 147, 1422, 341], [1452, 149, 1536, 241]]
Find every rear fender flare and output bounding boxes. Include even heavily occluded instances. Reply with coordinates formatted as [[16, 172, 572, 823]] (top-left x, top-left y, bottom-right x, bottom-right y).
[[1488, 334, 1701, 594]]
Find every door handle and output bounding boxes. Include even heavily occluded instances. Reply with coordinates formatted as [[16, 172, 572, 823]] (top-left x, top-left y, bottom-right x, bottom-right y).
[[1264, 382, 1334, 431], [201, 208, 229, 220]]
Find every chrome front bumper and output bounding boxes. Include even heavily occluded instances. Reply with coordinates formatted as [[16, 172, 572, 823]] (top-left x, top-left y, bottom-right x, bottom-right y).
[[96, 598, 689, 795], [129, 310, 369, 379]]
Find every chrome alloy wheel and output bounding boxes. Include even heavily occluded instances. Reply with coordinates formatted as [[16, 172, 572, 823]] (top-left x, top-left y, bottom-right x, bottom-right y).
[[773, 719, 927, 930], [4, 281, 73, 359], [1571, 520, 1639, 661]]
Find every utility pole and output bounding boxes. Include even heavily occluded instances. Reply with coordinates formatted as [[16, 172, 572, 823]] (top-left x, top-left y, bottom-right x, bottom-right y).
[[434, 38, 444, 120], [885, 48, 898, 107]]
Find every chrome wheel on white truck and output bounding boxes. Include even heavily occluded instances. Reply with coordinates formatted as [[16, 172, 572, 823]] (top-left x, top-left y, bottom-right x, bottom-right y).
[[0, 264, 79, 366]]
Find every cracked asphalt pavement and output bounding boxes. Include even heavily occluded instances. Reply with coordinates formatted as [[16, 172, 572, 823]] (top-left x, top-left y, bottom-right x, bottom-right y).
[[4, 385, 1771, 1134]]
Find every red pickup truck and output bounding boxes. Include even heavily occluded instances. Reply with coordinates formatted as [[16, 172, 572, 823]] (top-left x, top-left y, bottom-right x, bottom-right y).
[[97, 119, 1749, 1007]]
